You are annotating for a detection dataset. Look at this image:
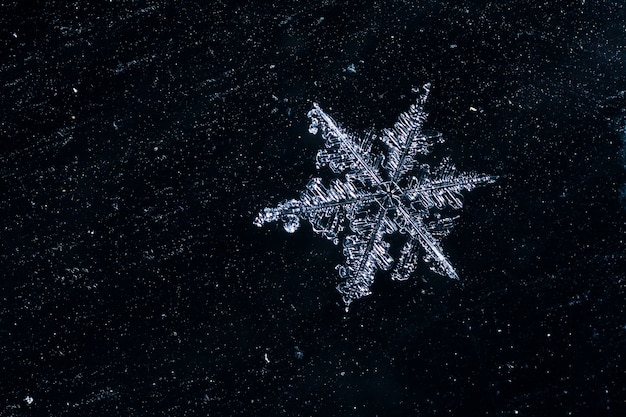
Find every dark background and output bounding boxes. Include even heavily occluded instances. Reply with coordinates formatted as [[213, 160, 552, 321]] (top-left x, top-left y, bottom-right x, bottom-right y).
[[1, 1, 625, 416]]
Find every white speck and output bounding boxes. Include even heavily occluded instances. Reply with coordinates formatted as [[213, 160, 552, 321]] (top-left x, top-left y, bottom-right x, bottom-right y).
[[264, 353, 270, 363], [12, 33, 18, 38], [469, 106, 478, 112], [153, 146, 159, 152], [450, 44, 457, 48], [113, 121, 118, 130], [346, 63, 356, 73], [24, 396, 34, 405], [547, 333, 551, 337], [72, 87, 78, 93]]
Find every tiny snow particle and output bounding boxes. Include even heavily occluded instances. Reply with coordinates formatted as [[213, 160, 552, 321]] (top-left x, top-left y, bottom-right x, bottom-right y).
[[24, 396, 34, 405]]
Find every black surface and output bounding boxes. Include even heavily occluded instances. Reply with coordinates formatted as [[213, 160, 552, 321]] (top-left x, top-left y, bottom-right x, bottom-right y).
[[1, 1, 625, 416]]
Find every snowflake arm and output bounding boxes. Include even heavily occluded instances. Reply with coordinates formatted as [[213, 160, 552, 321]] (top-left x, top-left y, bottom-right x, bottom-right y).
[[254, 177, 383, 244], [380, 83, 439, 183], [404, 158, 497, 210], [337, 207, 396, 308], [394, 204, 459, 280], [308, 104, 384, 186]]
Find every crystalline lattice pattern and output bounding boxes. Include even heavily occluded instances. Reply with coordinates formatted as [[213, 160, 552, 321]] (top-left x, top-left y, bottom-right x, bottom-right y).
[[255, 84, 496, 308]]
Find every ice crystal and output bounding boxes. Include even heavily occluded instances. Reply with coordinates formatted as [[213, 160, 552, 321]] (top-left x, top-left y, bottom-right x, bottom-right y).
[[255, 84, 496, 308]]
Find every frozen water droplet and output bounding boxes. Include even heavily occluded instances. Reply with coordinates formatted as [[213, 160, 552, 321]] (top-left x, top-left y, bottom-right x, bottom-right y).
[[283, 214, 300, 233]]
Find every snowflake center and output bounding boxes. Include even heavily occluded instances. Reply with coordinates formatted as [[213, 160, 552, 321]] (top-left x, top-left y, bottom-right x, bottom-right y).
[[381, 181, 404, 208]]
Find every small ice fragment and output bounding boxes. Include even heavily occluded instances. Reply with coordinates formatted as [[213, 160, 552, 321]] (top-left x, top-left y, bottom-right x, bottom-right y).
[[72, 87, 78, 93], [347, 63, 356, 73], [24, 396, 33, 405], [294, 347, 304, 360], [264, 353, 270, 363], [469, 106, 477, 112]]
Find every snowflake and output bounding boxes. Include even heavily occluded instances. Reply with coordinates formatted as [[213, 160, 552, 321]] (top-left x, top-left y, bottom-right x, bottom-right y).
[[255, 84, 496, 308]]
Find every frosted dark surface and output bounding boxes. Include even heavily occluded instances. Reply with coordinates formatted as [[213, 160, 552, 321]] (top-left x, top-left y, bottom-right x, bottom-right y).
[[1, 1, 625, 416]]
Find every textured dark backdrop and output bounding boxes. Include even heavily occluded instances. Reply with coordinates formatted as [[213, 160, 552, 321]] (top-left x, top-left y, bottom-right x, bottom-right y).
[[1, 1, 625, 416]]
